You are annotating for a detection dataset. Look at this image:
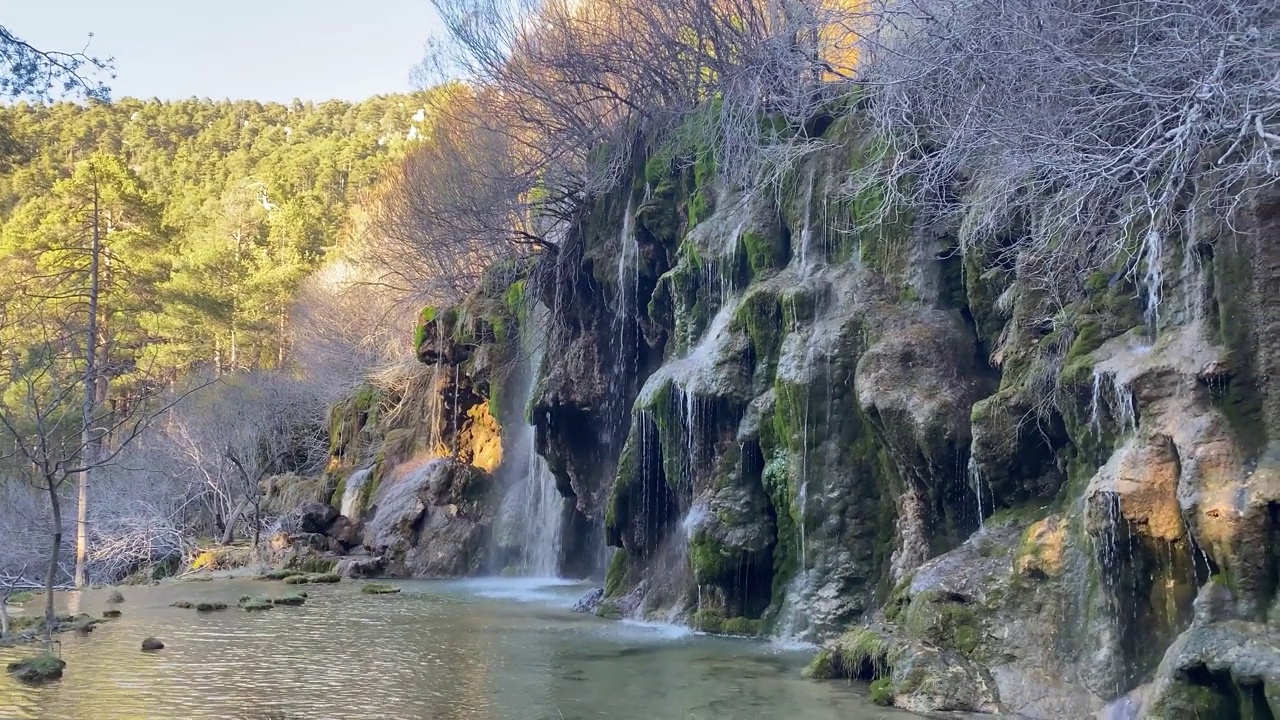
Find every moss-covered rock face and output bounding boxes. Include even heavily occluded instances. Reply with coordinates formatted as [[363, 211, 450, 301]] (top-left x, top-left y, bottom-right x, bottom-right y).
[[312, 99, 1280, 719]]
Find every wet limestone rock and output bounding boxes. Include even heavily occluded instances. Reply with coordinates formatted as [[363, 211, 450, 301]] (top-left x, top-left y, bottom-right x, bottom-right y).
[[239, 597, 274, 611], [803, 625, 1001, 714], [334, 555, 385, 578], [361, 458, 495, 577], [360, 583, 401, 595], [1142, 619, 1280, 718], [571, 587, 604, 613], [7, 654, 66, 683]]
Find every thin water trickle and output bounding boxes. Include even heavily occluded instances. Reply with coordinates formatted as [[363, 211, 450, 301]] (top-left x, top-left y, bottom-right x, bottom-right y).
[[796, 165, 817, 278], [1090, 370, 1138, 438], [967, 455, 986, 532], [1141, 227, 1164, 334]]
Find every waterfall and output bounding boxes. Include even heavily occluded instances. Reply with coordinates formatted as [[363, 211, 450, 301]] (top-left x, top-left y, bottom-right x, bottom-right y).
[[492, 306, 565, 577], [340, 467, 373, 519]]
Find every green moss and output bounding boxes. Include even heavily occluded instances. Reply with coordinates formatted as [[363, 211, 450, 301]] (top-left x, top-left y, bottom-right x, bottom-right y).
[[762, 453, 799, 611], [329, 476, 347, 510], [361, 583, 401, 595], [883, 579, 912, 623], [692, 609, 725, 633], [595, 600, 622, 620], [271, 593, 307, 606], [808, 628, 893, 680], [689, 533, 733, 582], [903, 590, 983, 657], [869, 677, 894, 706], [803, 647, 838, 679], [721, 617, 763, 636], [742, 230, 790, 277], [605, 550, 628, 597], [6, 653, 65, 683], [733, 290, 784, 386], [6, 591, 34, 605]]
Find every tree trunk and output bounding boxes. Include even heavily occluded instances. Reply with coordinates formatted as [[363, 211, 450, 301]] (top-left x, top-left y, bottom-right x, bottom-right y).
[[45, 478, 63, 637], [75, 174, 102, 588], [220, 497, 250, 545]]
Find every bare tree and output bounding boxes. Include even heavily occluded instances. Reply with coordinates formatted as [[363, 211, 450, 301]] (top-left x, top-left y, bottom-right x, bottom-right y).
[[418, 0, 856, 256], [163, 372, 328, 548], [0, 302, 193, 634], [0, 565, 26, 638]]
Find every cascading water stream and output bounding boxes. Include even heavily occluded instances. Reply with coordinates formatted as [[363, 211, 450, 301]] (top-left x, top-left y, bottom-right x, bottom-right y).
[[492, 306, 565, 577], [796, 165, 817, 278], [340, 467, 373, 519]]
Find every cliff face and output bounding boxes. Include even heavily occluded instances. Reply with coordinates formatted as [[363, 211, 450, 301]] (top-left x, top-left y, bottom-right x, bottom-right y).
[[518, 114, 1280, 717], [322, 111, 1278, 717]]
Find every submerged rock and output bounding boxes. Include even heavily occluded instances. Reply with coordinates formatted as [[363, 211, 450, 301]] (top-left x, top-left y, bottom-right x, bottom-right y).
[[238, 597, 274, 611], [360, 583, 401, 595], [6, 654, 65, 683], [271, 593, 307, 606], [141, 637, 164, 651], [106, 589, 125, 604]]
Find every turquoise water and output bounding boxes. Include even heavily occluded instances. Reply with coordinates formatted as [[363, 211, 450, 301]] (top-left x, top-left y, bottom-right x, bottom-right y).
[[0, 578, 911, 720]]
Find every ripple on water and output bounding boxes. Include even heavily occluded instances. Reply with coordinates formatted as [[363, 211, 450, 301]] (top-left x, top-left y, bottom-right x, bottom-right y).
[[0, 579, 914, 720]]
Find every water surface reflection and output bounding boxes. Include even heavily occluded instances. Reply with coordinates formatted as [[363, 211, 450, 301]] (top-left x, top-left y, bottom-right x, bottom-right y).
[[0, 578, 913, 720]]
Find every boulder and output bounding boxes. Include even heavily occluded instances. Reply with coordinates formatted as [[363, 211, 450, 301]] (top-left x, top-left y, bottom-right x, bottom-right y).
[[141, 637, 164, 651], [362, 458, 495, 577], [327, 514, 361, 548], [282, 502, 339, 535], [572, 587, 604, 614], [238, 596, 274, 611]]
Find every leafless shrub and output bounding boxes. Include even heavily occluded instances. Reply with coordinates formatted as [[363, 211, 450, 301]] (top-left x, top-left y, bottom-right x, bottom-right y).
[[161, 372, 329, 548], [855, 0, 1280, 333], [424, 0, 860, 239]]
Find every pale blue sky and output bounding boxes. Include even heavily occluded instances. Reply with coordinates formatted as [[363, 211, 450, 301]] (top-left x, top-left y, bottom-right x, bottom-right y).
[[5, 1, 445, 101]]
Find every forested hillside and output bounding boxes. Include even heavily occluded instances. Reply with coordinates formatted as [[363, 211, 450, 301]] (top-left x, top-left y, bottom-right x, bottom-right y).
[[0, 95, 431, 378]]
